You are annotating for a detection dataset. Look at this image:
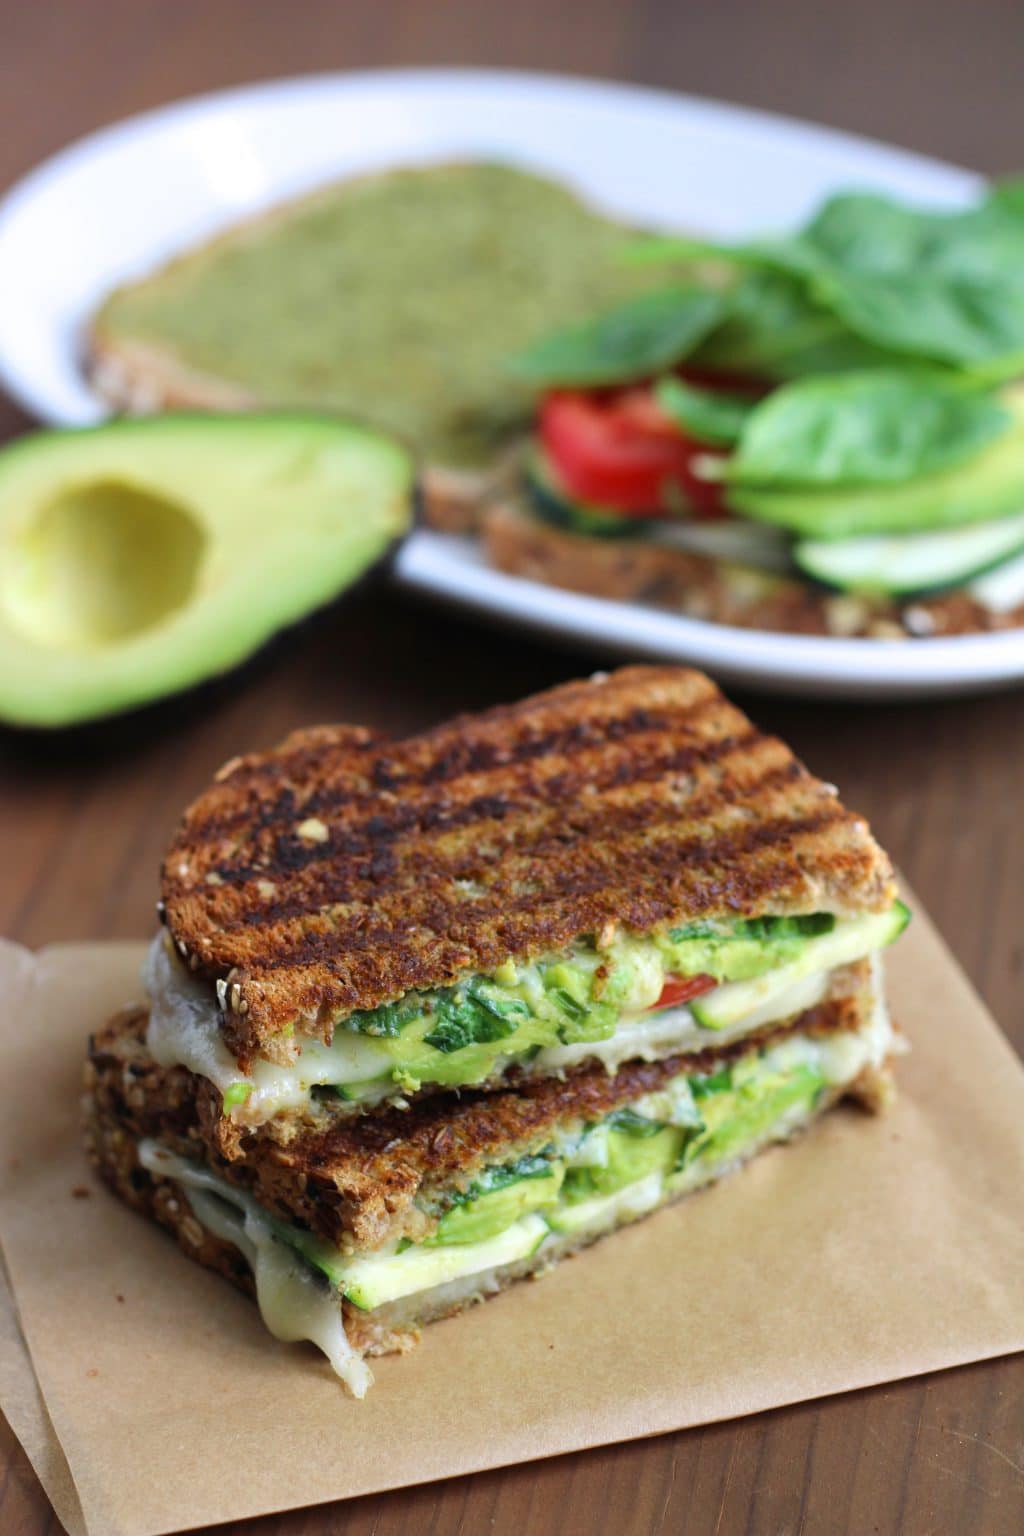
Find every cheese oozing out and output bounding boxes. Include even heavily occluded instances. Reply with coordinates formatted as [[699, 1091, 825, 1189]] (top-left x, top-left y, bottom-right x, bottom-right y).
[[137, 1139, 374, 1398], [136, 994, 895, 1394]]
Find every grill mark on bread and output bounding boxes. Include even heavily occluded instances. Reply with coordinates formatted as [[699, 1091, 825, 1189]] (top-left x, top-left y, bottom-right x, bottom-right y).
[[208, 724, 774, 914], [161, 667, 895, 1052], [183, 689, 724, 847], [216, 805, 847, 982]]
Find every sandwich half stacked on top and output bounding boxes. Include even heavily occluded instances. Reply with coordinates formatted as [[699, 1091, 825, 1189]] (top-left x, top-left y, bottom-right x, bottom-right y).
[[84, 667, 908, 1396]]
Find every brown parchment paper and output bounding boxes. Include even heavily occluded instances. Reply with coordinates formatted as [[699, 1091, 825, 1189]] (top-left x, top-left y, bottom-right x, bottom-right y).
[[1, 906, 1022, 1536]]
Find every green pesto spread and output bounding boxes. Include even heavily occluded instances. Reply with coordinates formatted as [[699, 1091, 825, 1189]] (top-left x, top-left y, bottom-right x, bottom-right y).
[[95, 163, 671, 467]]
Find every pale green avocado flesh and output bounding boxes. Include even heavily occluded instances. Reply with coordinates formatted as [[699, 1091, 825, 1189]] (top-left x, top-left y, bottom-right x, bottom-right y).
[[0, 413, 413, 727], [93, 164, 674, 468]]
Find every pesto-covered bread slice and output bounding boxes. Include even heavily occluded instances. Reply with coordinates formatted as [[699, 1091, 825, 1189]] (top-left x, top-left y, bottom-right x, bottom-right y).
[[84, 960, 900, 1397], [87, 162, 673, 525]]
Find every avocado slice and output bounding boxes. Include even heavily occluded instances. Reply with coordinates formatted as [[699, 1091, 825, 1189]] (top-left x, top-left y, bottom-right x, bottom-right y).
[[561, 1123, 683, 1203], [655, 912, 836, 986], [671, 1064, 824, 1177], [726, 385, 1024, 539], [690, 903, 910, 1031], [545, 1170, 666, 1236], [341, 1214, 550, 1311], [428, 1162, 565, 1246], [0, 412, 413, 727]]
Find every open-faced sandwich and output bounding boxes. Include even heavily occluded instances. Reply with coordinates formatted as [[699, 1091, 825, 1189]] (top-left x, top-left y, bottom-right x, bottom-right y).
[[488, 181, 1024, 638], [88, 164, 1024, 640]]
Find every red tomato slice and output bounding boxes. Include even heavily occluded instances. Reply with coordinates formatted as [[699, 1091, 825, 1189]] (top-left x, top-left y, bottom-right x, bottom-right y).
[[650, 973, 716, 1010], [539, 389, 727, 518]]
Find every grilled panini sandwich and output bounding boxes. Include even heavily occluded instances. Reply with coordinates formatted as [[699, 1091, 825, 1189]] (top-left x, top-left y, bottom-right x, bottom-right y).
[[84, 667, 908, 1395]]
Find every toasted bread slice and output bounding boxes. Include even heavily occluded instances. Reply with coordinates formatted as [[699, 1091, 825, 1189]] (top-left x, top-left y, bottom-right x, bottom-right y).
[[86, 161, 669, 521], [84, 988, 894, 1377], [85, 1075, 860, 1360], [160, 665, 896, 1061]]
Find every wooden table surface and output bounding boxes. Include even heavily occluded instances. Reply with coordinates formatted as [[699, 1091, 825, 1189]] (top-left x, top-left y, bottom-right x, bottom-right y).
[[1, 3, 1022, 1532]]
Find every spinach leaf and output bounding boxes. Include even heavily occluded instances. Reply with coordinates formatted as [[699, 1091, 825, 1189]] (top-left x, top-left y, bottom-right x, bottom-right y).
[[694, 270, 895, 377], [690, 1066, 733, 1099], [452, 1154, 555, 1206], [798, 194, 1024, 374], [510, 287, 726, 387], [423, 979, 529, 1054], [728, 371, 1011, 488], [608, 1108, 666, 1138], [805, 192, 1024, 283], [655, 376, 755, 446], [630, 189, 1024, 376], [811, 268, 1024, 376], [732, 914, 835, 941], [346, 996, 422, 1038], [667, 920, 720, 942], [545, 986, 587, 1021], [987, 178, 1024, 218]]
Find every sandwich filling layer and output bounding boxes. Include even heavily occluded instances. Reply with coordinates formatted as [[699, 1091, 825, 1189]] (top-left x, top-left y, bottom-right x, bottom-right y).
[[146, 904, 908, 1124], [134, 992, 896, 1396]]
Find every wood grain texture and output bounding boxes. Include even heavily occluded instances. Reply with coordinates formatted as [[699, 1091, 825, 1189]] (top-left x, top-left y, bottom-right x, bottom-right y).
[[0, 2, 1022, 1532]]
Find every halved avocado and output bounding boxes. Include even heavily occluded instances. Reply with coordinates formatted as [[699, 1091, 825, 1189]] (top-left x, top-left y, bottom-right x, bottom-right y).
[[0, 412, 413, 727]]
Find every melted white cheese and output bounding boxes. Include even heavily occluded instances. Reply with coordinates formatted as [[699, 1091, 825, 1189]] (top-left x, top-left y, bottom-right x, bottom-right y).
[[144, 936, 240, 1092], [144, 932, 888, 1127], [759, 959, 896, 1085], [533, 967, 831, 1075], [144, 935, 394, 1122], [137, 1140, 372, 1397]]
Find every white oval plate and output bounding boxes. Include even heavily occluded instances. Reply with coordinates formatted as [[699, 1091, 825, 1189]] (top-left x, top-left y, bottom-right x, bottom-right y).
[[0, 67, 1020, 697]]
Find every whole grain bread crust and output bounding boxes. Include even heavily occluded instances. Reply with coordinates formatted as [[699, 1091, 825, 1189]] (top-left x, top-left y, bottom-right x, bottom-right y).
[[160, 666, 896, 1059]]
